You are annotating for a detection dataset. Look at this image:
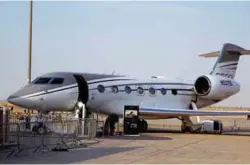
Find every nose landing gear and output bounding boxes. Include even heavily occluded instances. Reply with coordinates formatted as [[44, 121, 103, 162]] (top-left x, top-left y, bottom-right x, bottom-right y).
[[31, 113, 49, 135], [32, 122, 47, 134]]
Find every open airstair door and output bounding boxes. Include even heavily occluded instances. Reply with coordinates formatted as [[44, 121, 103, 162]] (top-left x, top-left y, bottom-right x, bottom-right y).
[[73, 74, 89, 104]]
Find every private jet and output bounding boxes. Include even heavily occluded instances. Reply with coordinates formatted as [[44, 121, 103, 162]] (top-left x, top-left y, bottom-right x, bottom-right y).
[[7, 43, 250, 133]]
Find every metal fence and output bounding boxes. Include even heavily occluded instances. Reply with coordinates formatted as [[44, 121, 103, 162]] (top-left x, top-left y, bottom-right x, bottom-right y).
[[0, 118, 100, 159], [221, 118, 250, 132], [147, 117, 250, 132]]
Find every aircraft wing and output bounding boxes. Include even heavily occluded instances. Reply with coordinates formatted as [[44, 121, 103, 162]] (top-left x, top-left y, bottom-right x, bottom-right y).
[[140, 107, 250, 116]]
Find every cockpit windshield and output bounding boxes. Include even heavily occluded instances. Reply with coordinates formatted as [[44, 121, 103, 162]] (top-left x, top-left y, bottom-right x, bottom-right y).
[[32, 77, 51, 84], [31, 77, 64, 85], [50, 78, 64, 84]]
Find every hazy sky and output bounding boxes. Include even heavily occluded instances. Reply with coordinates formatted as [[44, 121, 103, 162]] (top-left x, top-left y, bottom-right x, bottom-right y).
[[1, 1, 250, 107]]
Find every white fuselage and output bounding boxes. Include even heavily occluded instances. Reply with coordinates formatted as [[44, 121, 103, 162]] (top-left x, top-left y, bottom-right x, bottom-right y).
[[87, 78, 195, 118], [7, 73, 238, 120]]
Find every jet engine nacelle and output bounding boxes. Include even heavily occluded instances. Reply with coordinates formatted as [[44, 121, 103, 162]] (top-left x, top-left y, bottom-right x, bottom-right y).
[[193, 74, 240, 100]]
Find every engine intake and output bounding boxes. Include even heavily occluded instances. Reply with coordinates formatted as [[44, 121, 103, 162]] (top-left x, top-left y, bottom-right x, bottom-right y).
[[194, 76, 211, 95], [193, 74, 240, 100]]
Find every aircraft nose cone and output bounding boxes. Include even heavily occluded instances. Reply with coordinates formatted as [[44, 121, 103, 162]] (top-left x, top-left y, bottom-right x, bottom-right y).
[[7, 95, 20, 105], [7, 95, 19, 101]]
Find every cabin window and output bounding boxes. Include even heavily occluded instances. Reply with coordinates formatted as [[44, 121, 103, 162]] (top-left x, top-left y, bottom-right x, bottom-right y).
[[161, 88, 167, 95], [172, 89, 177, 95], [50, 78, 64, 84], [137, 87, 144, 95], [149, 87, 156, 95], [125, 86, 131, 94], [34, 77, 51, 84], [97, 85, 105, 93], [111, 86, 118, 93]]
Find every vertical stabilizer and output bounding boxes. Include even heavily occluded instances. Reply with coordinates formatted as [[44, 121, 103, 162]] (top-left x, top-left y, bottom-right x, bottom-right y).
[[199, 43, 250, 79]]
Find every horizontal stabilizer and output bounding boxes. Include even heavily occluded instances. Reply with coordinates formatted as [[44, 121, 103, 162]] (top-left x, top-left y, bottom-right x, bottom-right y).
[[140, 107, 250, 116], [199, 49, 250, 58], [199, 51, 220, 58]]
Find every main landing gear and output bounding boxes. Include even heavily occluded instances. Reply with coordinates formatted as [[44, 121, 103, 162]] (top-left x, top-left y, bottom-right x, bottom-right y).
[[103, 114, 149, 135], [179, 102, 202, 133], [104, 114, 119, 136], [179, 116, 202, 133], [181, 120, 194, 133]]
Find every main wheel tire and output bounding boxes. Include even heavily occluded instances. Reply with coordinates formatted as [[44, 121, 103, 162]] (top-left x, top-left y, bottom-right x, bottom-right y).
[[142, 120, 148, 132], [38, 127, 45, 134], [181, 125, 186, 133], [139, 120, 148, 132], [188, 127, 194, 133], [181, 125, 193, 133], [104, 114, 119, 136]]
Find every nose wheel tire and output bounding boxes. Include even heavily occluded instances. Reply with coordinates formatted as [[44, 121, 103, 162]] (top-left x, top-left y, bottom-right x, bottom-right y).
[[32, 123, 47, 135], [38, 127, 46, 134]]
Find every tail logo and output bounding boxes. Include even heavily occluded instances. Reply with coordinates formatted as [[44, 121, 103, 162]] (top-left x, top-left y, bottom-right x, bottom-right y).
[[220, 80, 233, 86], [215, 72, 234, 79]]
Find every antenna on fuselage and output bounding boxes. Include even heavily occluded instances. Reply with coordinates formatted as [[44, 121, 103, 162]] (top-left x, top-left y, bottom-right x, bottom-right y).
[[112, 70, 115, 75]]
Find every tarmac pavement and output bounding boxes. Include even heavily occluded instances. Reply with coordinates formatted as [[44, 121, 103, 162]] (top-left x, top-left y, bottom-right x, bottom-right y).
[[2, 132, 250, 164]]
